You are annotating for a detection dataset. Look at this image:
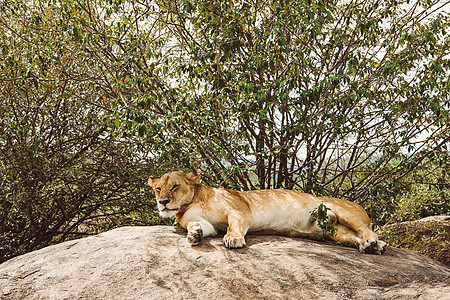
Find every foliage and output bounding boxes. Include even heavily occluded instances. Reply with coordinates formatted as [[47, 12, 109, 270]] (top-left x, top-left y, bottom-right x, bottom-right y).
[[310, 203, 337, 239], [126, 0, 450, 200], [396, 184, 450, 220], [393, 162, 450, 222], [0, 0, 165, 263], [362, 151, 450, 226]]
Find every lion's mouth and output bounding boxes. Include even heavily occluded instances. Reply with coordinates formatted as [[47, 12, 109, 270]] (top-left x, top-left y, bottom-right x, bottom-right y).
[[158, 206, 178, 218], [161, 207, 177, 212]]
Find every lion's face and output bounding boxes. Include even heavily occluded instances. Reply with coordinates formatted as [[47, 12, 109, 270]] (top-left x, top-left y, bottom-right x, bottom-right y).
[[148, 171, 200, 218]]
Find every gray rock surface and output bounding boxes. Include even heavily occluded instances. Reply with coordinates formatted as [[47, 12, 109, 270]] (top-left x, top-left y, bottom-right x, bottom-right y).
[[1, 226, 449, 300]]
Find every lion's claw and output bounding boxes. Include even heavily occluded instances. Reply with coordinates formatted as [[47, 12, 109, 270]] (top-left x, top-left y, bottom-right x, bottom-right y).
[[223, 234, 246, 248]]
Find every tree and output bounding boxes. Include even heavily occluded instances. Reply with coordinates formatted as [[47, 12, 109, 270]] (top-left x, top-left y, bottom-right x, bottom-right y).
[[0, 0, 163, 262], [130, 0, 450, 198]]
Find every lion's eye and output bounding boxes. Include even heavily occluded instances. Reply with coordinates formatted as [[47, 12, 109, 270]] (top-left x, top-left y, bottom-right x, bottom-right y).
[[156, 187, 161, 192], [171, 184, 179, 191]]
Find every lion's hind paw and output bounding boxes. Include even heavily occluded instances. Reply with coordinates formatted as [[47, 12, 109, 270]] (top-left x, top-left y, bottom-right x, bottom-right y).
[[359, 239, 387, 255]]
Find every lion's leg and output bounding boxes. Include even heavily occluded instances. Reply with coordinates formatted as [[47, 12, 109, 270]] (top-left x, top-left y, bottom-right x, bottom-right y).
[[322, 198, 387, 254], [330, 223, 386, 254], [328, 224, 362, 247], [337, 218, 387, 254], [355, 225, 387, 254], [186, 220, 218, 246], [223, 214, 249, 248]]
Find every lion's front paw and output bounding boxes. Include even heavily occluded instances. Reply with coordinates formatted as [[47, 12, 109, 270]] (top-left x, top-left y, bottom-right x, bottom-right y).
[[187, 222, 203, 246], [359, 239, 387, 255], [223, 234, 246, 248]]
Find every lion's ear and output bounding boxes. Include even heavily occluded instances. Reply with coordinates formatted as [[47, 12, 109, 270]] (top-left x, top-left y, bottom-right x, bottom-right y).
[[186, 169, 201, 183], [148, 176, 159, 187]]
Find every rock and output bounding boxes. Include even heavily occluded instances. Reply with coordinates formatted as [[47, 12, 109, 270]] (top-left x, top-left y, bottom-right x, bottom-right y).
[[415, 215, 450, 223], [0, 226, 449, 300]]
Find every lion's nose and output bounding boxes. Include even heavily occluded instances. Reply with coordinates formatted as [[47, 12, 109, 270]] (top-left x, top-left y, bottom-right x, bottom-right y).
[[158, 199, 170, 206]]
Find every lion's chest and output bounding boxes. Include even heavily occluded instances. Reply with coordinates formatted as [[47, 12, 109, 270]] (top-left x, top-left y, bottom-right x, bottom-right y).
[[179, 203, 229, 232]]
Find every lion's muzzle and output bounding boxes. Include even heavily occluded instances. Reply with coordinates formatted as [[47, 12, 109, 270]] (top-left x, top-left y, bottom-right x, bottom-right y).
[[158, 199, 170, 206]]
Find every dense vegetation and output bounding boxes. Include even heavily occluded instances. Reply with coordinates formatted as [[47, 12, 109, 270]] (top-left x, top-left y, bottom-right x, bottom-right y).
[[380, 216, 450, 265], [1, 0, 449, 262]]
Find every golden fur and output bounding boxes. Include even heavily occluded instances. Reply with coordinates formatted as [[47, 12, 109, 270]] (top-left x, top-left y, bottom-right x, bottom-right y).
[[148, 171, 387, 254]]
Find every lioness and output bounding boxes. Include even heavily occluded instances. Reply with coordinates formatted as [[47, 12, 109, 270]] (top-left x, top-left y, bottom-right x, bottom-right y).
[[148, 170, 387, 254]]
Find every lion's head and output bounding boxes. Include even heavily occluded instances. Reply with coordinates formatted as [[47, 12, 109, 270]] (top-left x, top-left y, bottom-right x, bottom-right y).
[[148, 170, 201, 218]]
